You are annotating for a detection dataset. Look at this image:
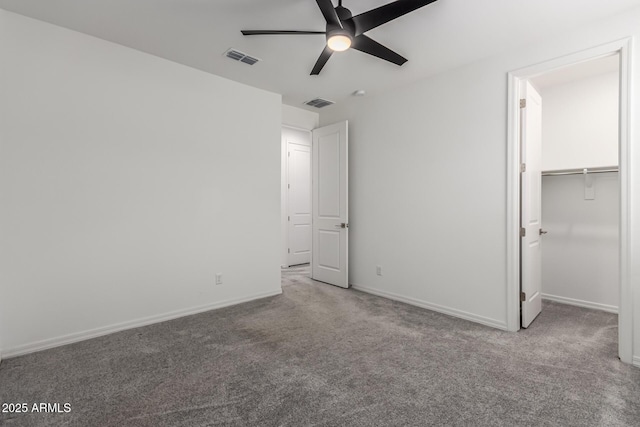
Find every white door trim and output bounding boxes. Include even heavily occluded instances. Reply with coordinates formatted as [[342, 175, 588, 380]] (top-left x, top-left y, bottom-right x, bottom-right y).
[[282, 124, 315, 133], [506, 38, 632, 363]]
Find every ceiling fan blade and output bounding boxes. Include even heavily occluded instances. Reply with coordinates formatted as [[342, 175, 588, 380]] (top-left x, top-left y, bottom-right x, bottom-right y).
[[315, 0, 342, 28], [351, 35, 407, 66], [241, 30, 326, 35], [311, 46, 333, 75], [350, 0, 438, 35]]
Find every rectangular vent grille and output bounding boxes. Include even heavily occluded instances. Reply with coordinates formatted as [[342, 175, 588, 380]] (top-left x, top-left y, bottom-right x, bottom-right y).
[[224, 49, 260, 65], [305, 98, 335, 108]]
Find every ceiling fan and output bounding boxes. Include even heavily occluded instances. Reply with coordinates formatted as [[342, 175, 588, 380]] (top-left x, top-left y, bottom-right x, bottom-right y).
[[241, 0, 439, 75]]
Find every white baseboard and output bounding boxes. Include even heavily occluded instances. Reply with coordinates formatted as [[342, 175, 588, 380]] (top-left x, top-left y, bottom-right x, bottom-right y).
[[351, 284, 508, 330], [633, 356, 640, 368], [3, 288, 282, 359], [541, 293, 618, 314]]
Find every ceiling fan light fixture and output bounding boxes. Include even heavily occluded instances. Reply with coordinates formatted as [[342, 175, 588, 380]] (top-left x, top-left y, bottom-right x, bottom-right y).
[[327, 34, 351, 52], [242, 0, 439, 74]]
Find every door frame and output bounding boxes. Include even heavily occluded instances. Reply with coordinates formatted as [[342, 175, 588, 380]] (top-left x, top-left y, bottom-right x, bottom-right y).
[[506, 38, 632, 363]]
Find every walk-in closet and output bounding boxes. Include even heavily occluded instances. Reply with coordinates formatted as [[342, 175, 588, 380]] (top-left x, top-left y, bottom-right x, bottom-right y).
[[532, 54, 620, 314]]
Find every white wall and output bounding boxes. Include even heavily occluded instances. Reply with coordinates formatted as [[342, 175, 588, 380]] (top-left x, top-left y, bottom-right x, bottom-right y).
[[541, 72, 619, 170], [542, 174, 619, 311], [282, 105, 319, 131], [0, 10, 282, 357], [320, 7, 640, 364], [280, 105, 318, 267], [321, 65, 510, 329]]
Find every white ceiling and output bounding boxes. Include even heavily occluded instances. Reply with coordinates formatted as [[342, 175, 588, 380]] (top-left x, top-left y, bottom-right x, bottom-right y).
[[1, 0, 639, 111]]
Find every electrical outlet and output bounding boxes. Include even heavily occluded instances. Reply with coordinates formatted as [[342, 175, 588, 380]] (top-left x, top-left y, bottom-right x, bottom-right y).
[[215, 273, 223, 285], [376, 265, 382, 276]]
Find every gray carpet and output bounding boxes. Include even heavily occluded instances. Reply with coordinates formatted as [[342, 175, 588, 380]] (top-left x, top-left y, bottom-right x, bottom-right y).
[[1, 266, 639, 426]]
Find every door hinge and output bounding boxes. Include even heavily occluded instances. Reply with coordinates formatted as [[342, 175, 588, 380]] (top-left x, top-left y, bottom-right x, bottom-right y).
[[287, 216, 290, 221], [288, 184, 290, 189], [288, 248, 290, 254], [520, 227, 526, 237], [520, 99, 526, 108], [288, 152, 290, 157], [520, 291, 526, 302], [521, 163, 526, 173]]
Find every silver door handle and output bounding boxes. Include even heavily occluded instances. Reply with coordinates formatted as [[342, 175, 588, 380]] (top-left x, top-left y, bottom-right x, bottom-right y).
[[539, 229, 548, 235], [335, 223, 348, 229]]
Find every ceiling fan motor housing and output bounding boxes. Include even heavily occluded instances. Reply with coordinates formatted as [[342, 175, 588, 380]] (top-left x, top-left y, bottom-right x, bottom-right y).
[[335, 5, 354, 26], [326, 5, 354, 42]]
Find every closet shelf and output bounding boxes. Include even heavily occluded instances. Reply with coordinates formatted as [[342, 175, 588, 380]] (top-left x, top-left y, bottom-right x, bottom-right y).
[[541, 166, 618, 176]]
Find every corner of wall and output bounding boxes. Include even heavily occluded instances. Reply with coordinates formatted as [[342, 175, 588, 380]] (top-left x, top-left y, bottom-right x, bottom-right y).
[[282, 104, 319, 130]]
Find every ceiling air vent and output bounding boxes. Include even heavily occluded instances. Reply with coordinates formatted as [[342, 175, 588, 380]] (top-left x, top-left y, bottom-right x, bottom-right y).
[[224, 48, 260, 65], [304, 98, 335, 108]]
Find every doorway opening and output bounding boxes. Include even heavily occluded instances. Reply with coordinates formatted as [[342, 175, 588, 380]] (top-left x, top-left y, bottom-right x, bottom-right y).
[[532, 55, 620, 319], [282, 126, 313, 269], [507, 39, 632, 364], [281, 121, 350, 288]]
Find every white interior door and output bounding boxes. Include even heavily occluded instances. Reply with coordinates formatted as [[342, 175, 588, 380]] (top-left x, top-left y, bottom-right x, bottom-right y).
[[287, 141, 312, 266], [312, 121, 348, 288], [521, 81, 543, 328]]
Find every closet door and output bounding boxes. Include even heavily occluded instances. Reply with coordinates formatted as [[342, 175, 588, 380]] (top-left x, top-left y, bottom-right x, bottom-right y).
[[521, 81, 543, 328]]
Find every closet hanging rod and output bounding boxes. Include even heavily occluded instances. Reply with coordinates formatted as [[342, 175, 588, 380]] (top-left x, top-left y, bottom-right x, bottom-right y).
[[541, 166, 618, 176]]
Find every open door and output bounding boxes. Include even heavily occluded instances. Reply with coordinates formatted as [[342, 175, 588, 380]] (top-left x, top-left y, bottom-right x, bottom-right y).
[[312, 121, 348, 288], [521, 81, 543, 328]]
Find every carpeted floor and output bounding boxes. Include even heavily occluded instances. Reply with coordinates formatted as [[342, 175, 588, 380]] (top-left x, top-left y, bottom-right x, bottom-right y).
[[1, 265, 639, 426]]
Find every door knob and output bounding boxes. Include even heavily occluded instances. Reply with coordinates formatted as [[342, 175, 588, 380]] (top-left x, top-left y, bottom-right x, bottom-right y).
[[335, 223, 348, 229], [539, 229, 548, 235]]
